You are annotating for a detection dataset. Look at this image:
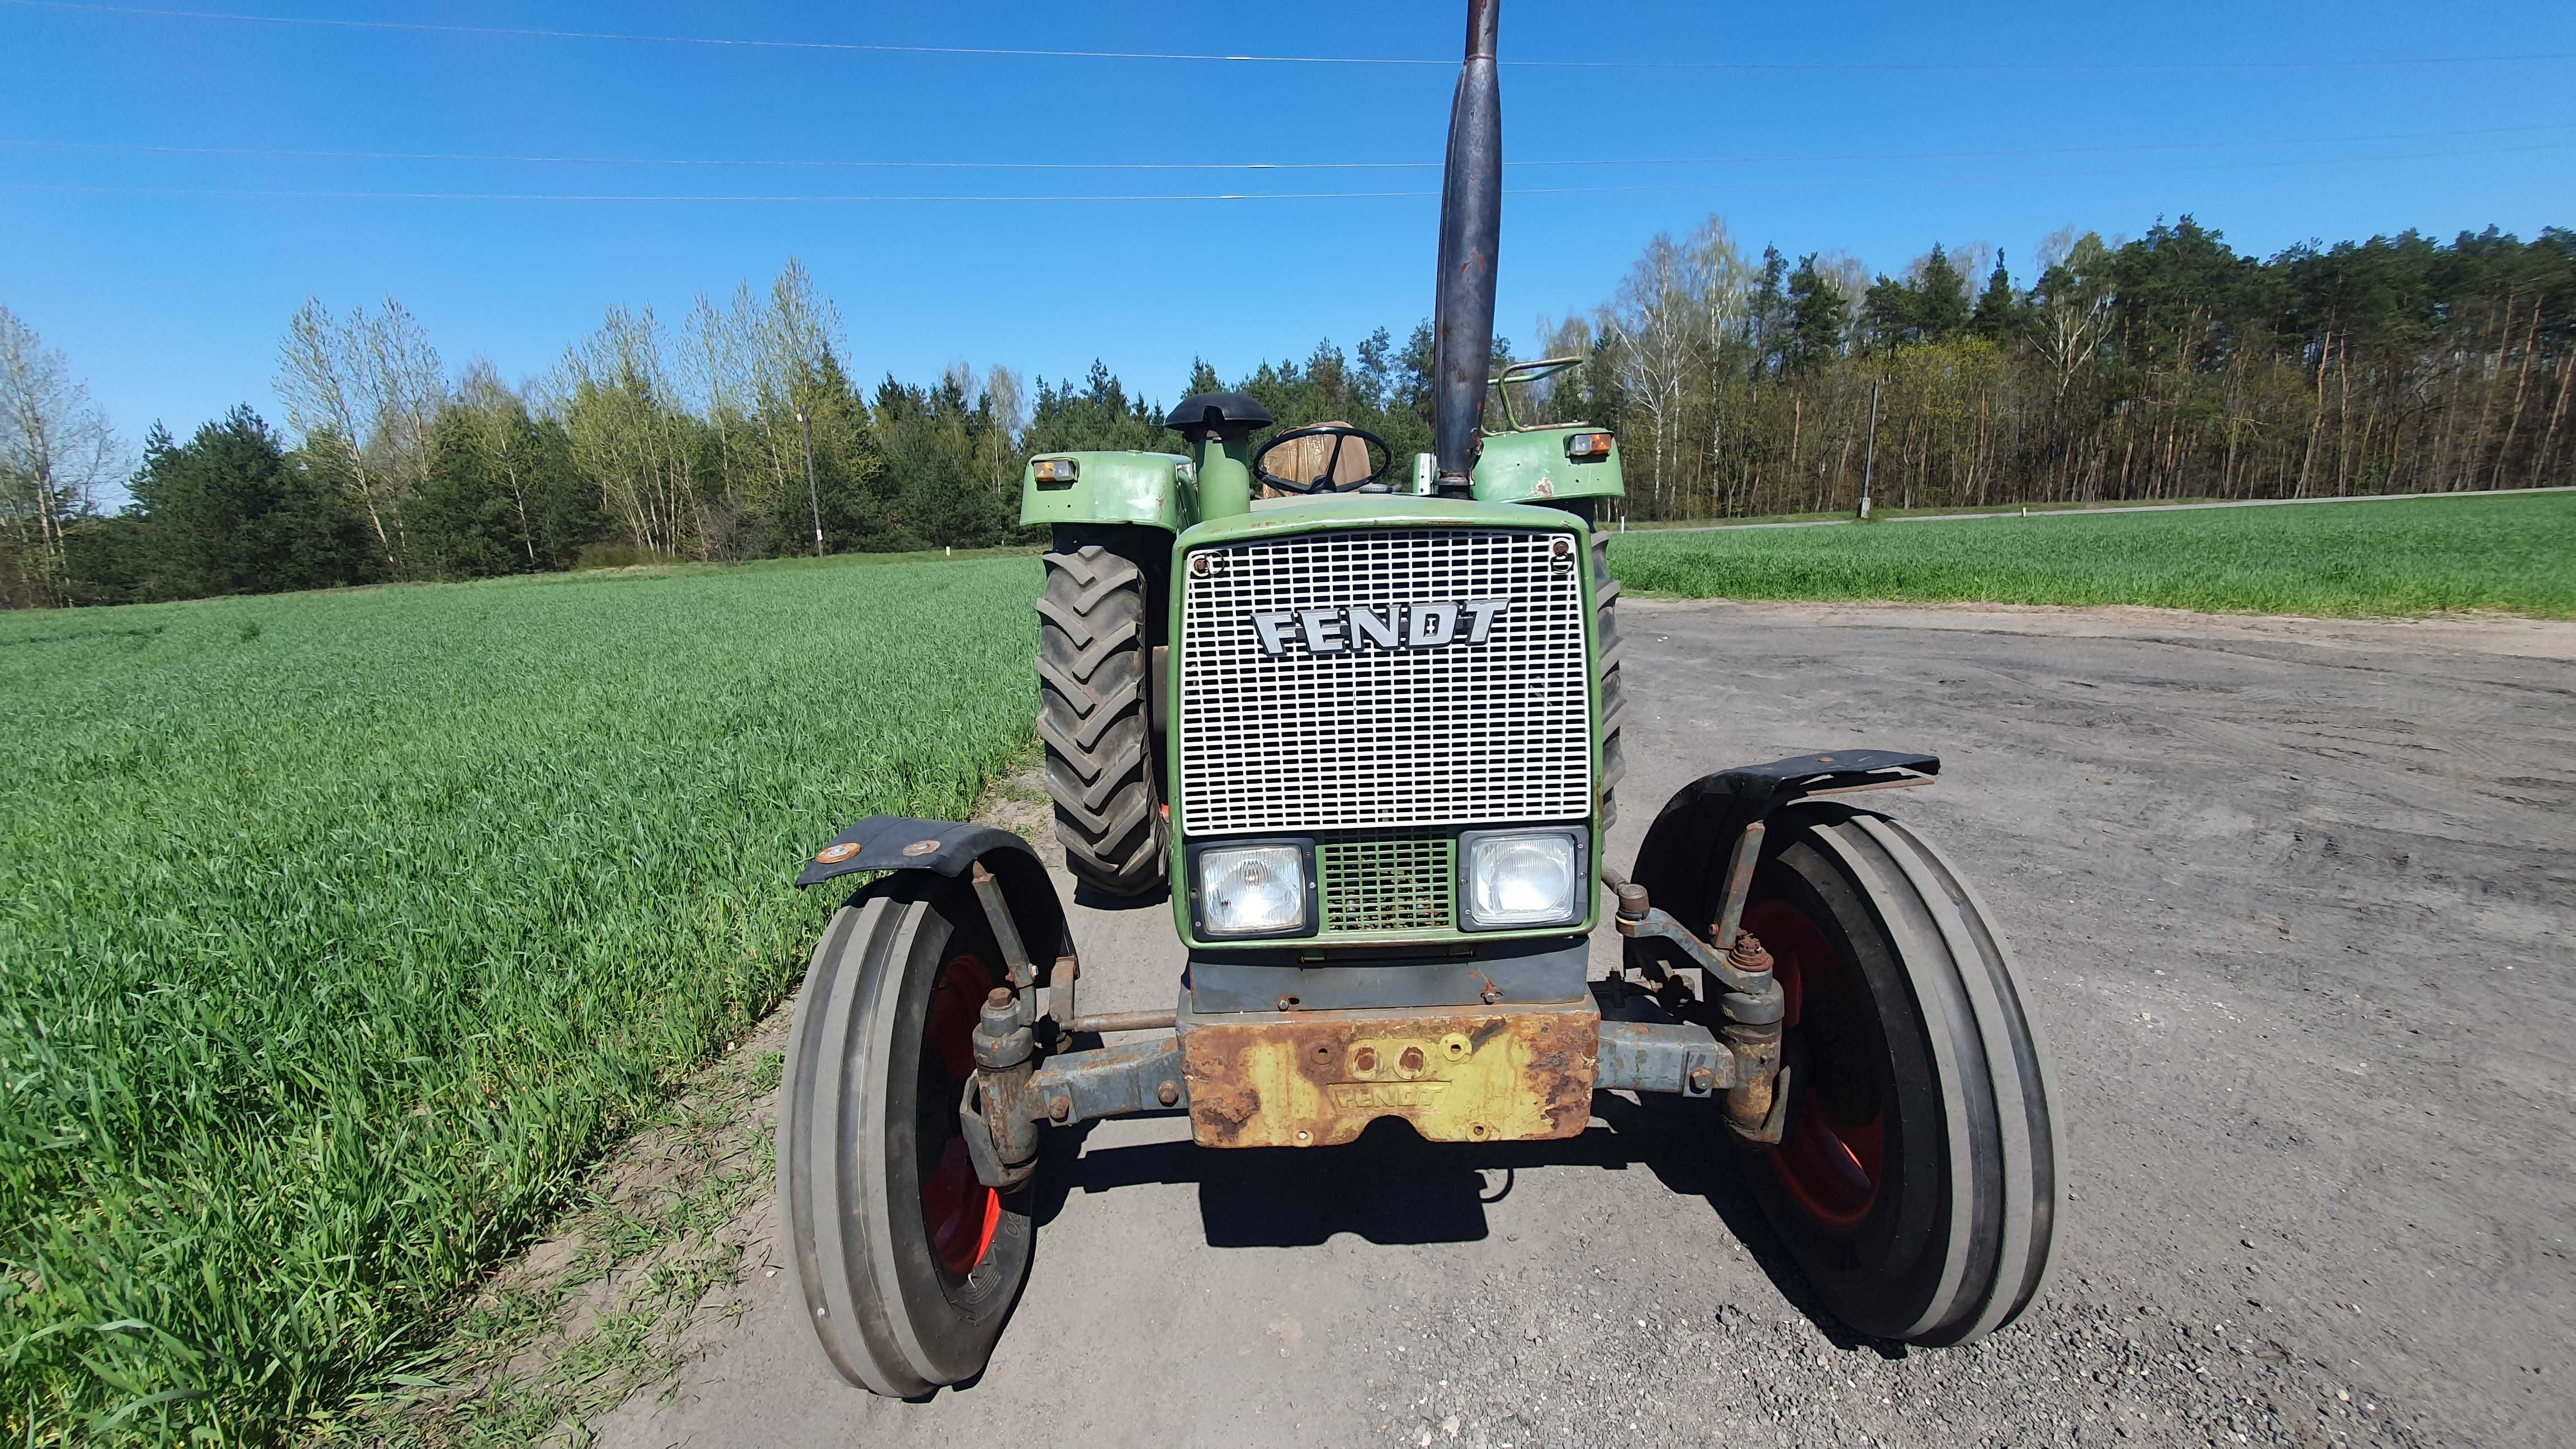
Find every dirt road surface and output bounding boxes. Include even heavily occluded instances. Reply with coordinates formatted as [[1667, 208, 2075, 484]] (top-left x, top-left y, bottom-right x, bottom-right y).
[[589, 600, 2574, 1448]]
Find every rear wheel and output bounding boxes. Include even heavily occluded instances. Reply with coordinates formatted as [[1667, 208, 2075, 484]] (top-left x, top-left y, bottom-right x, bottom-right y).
[[1038, 539, 1166, 896], [779, 888, 1034, 1396], [1738, 803, 2062, 1346]]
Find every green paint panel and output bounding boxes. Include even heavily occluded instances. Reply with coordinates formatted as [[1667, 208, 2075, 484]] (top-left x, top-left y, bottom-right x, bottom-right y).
[[1470, 426, 1626, 506], [1171, 492, 1569, 547], [1019, 450, 1197, 530]]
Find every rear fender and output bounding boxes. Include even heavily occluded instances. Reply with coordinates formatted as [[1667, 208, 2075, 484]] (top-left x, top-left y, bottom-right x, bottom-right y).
[[1627, 750, 1939, 966], [1020, 451, 1195, 531], [797, 815, 1072, 964]]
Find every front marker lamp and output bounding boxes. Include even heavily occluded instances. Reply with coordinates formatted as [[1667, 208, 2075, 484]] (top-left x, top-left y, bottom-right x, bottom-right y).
[[1564, 431, 1614, 461], [1461, 829, 1585, 930], [1031, 457, 1080, 483], [1196, 842, 1310, 938]]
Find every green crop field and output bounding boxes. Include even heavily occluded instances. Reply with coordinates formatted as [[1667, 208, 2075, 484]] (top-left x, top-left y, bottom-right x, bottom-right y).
[[1608, 493, 2576, 619], [0, 557, 1039, 1445]]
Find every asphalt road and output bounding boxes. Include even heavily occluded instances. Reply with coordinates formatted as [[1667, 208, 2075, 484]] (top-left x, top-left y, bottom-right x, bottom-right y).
[[596, 600, 2575, 1449]]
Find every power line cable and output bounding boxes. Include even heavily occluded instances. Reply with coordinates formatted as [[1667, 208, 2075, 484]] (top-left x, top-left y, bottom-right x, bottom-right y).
[[5, 0, 2570, 72], [5, 124, 2570, 172], [7, 143, 2568, 203]]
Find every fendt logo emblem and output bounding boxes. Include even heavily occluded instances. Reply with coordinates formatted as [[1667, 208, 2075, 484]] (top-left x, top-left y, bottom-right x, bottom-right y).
[[1248, 599, 1509, 659]]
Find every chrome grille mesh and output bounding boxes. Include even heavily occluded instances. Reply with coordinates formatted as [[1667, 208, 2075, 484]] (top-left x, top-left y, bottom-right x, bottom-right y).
[[1318, 830, 1454, 936], [1178, 527, 1592, 835]]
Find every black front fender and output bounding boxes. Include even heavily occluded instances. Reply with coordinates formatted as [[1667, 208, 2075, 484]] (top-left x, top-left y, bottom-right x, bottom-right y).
[[1628, 750, 1939, 944], [796, 815, 1071, 964]]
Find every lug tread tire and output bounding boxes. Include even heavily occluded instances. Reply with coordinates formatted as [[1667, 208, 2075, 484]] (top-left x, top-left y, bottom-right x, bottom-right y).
[[1039, 546, 1164, 894], [1592, 530, 1628, 828], [1747, 803, 2062, 1347], [779, 892, 1034, 1396]]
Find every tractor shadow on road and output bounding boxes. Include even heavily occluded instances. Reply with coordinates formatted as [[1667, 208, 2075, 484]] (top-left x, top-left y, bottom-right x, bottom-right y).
[[1053, 1093, 1904, 1357]]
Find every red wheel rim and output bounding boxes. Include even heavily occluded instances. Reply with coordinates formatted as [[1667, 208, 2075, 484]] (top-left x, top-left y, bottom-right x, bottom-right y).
[[921, 953, 1001, 1277], [1745, 898, 1884, 1232]]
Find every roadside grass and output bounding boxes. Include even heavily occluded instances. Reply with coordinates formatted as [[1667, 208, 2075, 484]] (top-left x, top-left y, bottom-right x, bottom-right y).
[[0, 553, 1040, 1445], [312, 1025, 792, 1449], [1607, 492, 2576, 618], [319, 752, 1052, 1449]]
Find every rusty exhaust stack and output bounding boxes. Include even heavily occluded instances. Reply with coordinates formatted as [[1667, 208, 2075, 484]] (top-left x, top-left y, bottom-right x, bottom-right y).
[[1429, 0, 1501, 496]]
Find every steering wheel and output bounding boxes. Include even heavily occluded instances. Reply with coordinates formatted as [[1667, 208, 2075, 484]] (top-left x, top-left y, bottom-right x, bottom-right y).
[[1252, 424, 1393, 495]]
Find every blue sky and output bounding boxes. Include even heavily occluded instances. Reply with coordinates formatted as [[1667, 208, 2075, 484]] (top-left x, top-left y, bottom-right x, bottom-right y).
[[2, 0, 2570, 459]]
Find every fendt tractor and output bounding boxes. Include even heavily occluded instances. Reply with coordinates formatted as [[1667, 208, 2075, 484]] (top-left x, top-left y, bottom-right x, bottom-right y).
[[780, 0, 2062, 1397]]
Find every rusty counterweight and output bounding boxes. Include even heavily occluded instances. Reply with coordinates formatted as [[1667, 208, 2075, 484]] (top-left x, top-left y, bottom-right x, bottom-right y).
[[1176, 998, 1599, 1149]]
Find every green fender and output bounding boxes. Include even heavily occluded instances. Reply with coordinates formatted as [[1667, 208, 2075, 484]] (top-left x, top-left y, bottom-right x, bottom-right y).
[[1020, 451, 1198, 531]]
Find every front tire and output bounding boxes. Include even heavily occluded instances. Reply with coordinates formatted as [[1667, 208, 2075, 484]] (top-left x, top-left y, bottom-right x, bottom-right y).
[[1739, 803, 2063, 1346], [779, 887, 1034, 1395]]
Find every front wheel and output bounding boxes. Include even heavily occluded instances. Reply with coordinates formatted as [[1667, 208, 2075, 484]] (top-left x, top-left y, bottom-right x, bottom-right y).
[[779, 887, 1034, 1395], [1738, 803, 2063, 1346]]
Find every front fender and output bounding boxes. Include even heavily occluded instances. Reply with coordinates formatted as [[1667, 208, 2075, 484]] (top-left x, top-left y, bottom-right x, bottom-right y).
[[1628, 750, 1939, 946], [797, 815, 1071, 964]]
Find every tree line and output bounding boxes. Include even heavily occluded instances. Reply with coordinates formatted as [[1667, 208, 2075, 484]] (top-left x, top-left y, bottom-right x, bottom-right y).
[[1549, 217, 2575, 520], [5, 215, 2569, 607]]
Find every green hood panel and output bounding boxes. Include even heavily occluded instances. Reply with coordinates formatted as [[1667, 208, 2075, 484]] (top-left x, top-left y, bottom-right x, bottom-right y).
[[1175, 494, 1579, 549]]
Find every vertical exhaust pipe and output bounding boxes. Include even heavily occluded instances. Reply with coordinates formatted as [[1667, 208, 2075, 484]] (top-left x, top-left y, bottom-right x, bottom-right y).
[[1431, 0, 1502, 495]]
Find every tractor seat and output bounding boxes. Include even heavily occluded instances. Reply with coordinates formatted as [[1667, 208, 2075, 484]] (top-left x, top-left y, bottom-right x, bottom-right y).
[[1260, 419, 1377, 497]]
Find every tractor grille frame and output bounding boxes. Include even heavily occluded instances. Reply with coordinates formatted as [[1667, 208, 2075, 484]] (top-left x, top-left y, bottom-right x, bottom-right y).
[[1176, 526, 1595, 839]]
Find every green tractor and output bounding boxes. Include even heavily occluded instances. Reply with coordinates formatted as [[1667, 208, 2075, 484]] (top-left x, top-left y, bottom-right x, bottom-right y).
[[780, 0, 2061, 1397]]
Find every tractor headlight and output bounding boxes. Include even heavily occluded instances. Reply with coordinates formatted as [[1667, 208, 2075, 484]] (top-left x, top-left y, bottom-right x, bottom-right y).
[[1195, 842, 1310, 938], [1461, 829, 1585, 930]]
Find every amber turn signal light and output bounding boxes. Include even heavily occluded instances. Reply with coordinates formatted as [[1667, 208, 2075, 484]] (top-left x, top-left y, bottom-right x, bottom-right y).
[[1032, 458, 1080, 482], [1564, 432, 1613, 460]]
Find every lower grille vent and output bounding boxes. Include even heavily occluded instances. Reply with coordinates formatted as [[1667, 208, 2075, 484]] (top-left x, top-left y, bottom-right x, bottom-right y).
[[1318, 829, 1455, 936]]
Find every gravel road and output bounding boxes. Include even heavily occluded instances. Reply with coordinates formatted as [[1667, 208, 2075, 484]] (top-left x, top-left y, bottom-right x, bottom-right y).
[[592, 600, 2574, 1448]]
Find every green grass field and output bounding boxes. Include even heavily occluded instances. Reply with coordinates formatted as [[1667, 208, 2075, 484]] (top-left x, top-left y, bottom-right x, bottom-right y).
[[0, 559, 1040, 1445], [1608, 493, 2576, 618]]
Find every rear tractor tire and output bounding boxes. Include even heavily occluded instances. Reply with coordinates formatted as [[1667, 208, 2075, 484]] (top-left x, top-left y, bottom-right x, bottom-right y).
[[779, 887, 1035, 1396], [1038, 542, 1166, 897], [1737, 802, 2064, 1346]]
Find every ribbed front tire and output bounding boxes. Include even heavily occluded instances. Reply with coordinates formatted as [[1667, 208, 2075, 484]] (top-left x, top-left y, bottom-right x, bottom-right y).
[[1740, 802, 2064, 1346], [1037, 542, 1166, 896], [779, 888, 1035, 1396]]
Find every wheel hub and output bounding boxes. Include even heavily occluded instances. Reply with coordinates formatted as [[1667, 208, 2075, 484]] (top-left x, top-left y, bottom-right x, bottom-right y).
[[922, 954, 1001, 1276], [1744, 898, 1884, 1231]]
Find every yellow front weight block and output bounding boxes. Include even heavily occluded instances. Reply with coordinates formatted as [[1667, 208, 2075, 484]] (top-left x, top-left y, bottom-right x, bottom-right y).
[[1175, 998, 1600, 1148]]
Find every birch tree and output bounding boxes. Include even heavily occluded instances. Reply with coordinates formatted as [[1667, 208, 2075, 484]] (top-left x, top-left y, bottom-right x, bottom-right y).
[[550, 305, 700, 557], [274, 296, 444, 567], [0, 304, 122, 605]]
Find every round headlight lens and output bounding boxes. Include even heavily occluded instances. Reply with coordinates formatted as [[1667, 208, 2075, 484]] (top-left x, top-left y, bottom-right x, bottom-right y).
[[1198, 844, 1306, 936]]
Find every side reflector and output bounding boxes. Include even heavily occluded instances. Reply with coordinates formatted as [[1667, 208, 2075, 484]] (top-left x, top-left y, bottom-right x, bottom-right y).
[[1564, 432, 1613, 461], [1033, 458, 1080, 483]]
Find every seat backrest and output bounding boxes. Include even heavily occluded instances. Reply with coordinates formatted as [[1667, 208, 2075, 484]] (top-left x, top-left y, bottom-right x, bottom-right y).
[[1260, 421, 1378, 496]]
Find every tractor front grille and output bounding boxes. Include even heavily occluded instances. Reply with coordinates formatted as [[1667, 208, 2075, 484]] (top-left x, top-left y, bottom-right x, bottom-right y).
[[1318, 829, 1455, 936], [1177, 527, 1593, 836]]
